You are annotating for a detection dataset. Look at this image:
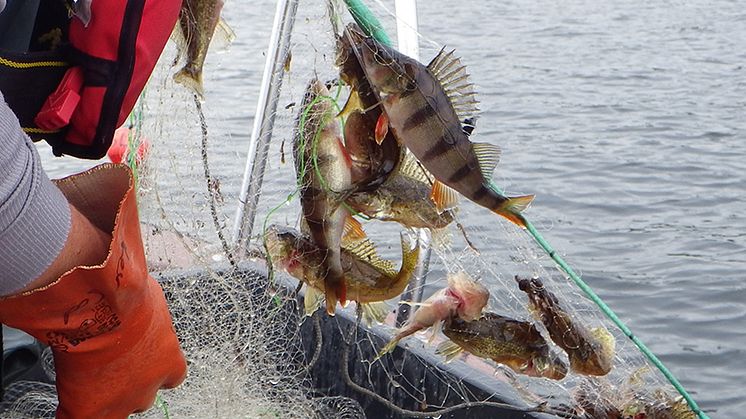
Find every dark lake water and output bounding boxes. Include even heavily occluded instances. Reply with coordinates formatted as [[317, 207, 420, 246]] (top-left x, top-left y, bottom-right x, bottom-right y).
[[39, 0, 744, 416]]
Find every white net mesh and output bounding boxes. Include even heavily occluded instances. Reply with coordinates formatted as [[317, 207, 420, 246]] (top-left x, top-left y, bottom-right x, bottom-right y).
[[2, 1, 698, 418]]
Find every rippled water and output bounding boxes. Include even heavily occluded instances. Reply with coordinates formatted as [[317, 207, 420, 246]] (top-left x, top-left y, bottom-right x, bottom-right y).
[[38, 0, 744, 416]]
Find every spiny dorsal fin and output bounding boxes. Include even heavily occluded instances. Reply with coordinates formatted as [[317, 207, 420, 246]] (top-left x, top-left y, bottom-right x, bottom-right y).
[[431, 180, 460, 213], [427, 48, 479, 122], [344, 237, 397, 276], [436, 340, 464, 363], [472, 142, 501, 179], [397, 150, 434, 184], [427, 47, 456, 74]]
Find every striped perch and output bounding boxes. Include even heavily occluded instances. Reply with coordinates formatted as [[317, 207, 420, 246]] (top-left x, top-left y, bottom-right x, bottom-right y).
[[343, 24, 534, 227]]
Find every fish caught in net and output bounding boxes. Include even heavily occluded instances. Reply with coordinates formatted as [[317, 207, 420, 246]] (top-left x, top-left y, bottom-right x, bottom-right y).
[[2, 0, 701, 418]]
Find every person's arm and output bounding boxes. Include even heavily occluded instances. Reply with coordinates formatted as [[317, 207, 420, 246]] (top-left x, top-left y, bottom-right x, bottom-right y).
[[0, 93, 110, 296], [0, 93, 186, 418]]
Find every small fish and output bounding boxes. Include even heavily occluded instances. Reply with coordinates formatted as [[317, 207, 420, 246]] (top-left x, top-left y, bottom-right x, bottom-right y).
[[571, 379, 696, 419], [336, 26, 401, 192], [263, 225, 420, 318], [437, 312, 567, 380], [346, 151, 456, 230], [516, 276, 615, 376], [345, 24, 534, 227], [293, 78, 359, 315], [377, 272, 489, 357], [173, 0, 233, 97]]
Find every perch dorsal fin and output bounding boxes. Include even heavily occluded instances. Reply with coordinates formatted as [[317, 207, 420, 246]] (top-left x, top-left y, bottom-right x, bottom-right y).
[[427, 47, 479, 123], [344, 237, 397, 277]]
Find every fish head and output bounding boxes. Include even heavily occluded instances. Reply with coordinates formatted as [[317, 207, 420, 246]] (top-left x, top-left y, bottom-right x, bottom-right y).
[[585, 326, 616, 375], [295, 78, 338, 171], [263, 225, 303, 273], [335, 30, 362, 86], [345, 26, 414, 97], [298, 78, 334, 124], [447, 272, 490, 321]]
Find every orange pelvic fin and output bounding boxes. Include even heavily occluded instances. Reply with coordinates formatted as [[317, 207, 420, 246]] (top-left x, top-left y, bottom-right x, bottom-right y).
[[430, 180, 460, 213], [374, 112, 389, 145]]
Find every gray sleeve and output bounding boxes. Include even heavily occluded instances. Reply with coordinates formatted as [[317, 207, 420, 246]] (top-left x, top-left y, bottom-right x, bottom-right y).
[[0, 92, 71, 296]]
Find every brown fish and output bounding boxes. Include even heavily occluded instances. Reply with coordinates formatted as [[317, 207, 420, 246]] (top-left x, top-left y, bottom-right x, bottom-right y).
[[344, 24, 534, 227], [516, 276, 615, 376], [438, 312, 567, 380], [264, 224, 419, 314], [346, 151, 456, 229], [336, 27, 401, 192], [293, 78, 360, 315], [173, 0, 231, 97]]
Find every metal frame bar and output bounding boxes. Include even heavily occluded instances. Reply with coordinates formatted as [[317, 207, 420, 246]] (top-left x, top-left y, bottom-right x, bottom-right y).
[[391, 0, 432, 327], [232, 0, 299, 252]]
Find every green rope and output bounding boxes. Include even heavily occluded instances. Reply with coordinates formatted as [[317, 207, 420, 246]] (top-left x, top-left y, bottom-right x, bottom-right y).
[[342, 0, 392, 47], [343, 1, 707, 417]]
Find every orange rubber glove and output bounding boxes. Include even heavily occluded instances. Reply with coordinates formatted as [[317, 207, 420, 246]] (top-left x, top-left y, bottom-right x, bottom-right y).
[[0, 163, 187, 418]]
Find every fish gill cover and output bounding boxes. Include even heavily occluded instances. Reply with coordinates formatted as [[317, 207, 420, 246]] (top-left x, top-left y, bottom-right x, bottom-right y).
[[0, 1, 700, 418]]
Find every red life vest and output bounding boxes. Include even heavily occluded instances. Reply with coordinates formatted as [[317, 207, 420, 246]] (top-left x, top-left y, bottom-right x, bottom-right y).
[[0, 0, 182, 159]]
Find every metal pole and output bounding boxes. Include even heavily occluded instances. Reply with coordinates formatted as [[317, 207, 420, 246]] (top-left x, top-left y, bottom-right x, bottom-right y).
[[392, 0, 430, 327], [232, 0, 299, 253]]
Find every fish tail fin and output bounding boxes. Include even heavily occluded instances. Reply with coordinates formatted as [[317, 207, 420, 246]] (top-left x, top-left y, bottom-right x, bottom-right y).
[[173, 68, 205, 98], [324, 276, 347, 315], [494, 194, 534, 228]]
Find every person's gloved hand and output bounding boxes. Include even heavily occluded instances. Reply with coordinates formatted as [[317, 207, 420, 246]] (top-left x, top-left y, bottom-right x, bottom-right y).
[[0, 164, 187, 418]]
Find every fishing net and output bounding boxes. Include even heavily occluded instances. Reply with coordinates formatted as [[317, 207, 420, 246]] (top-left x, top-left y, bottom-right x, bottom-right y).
[[2, 0, 699, 418]]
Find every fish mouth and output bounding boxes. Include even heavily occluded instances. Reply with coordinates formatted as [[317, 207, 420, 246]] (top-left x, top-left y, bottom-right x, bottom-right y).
[[343, 23, 368, 45], [444, 287, 468, 318], [263, 225, 296, 265]]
